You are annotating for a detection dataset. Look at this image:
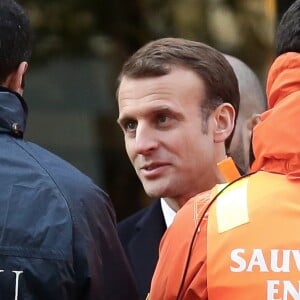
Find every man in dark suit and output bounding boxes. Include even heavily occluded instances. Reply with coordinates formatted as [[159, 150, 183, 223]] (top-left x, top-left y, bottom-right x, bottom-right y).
[[118, 200, 167, 298], [117, 39, 266, 299]]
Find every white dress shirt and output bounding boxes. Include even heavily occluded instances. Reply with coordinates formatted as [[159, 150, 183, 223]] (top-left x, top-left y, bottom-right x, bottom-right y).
[[160, 198, 176, 228]]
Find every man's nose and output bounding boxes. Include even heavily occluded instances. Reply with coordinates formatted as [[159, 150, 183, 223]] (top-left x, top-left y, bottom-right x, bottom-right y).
[[134, 124, 159, 155]]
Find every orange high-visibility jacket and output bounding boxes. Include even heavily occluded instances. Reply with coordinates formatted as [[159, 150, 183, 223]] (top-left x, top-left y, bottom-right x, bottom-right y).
[[149, 52, 300, 299]]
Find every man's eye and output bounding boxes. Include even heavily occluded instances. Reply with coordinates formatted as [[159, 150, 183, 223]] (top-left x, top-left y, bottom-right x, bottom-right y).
[[125, 121, 137, 131], [158, 115, 168, 123]]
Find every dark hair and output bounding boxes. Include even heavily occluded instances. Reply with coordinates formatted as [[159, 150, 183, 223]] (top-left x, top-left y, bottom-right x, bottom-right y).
[[276, 0, 300, 56], [0, 0, 32, 84], [118, 37, 240, 150]]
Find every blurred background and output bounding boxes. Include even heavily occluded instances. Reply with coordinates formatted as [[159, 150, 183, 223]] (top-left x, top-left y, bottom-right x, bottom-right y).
[[20, 0, 292, 221]]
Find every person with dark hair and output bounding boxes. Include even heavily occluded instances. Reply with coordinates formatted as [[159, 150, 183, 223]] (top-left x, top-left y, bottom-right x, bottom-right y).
[[117, 37, 240, 299], [0, 1, 138, 299], [148, 1, 300, 299], [276, 0, 300, 56]]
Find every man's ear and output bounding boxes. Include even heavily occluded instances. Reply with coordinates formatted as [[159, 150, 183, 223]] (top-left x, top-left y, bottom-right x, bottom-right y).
[[213, 103, 235, 143], [6, 62, 28, 95]]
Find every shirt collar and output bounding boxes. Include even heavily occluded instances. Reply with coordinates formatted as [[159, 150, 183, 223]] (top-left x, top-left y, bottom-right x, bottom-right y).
[[160, 198, 176, 228]]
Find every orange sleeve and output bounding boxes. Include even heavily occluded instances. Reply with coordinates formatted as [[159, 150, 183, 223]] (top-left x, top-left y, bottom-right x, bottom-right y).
[[149, 194, 209, 300]]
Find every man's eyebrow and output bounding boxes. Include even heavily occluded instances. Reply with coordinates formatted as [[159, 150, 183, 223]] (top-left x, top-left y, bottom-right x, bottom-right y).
[[150, 106, 184, 120], [151, 106, 173, 113], [144, 105, 180, 116], [117, 105, 184, 125]]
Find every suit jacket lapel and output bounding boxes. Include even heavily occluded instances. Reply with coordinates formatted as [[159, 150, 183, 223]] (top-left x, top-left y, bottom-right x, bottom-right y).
[[128, 200, 167, 297]]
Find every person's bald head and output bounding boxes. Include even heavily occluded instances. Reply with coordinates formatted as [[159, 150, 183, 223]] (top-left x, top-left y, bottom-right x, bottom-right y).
[[225, 54, 266, 174]]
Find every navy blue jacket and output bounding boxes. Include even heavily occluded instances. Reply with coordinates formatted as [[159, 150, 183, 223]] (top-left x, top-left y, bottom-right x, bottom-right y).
[[117, 200, 166, 300], [0, 88, 138, 300]]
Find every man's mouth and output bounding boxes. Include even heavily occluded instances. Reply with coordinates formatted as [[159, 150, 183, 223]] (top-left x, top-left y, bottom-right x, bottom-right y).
[[140, 162, 170, 178]]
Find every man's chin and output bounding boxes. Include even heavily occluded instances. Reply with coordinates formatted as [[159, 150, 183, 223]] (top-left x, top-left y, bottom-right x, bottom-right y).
[[141, 178, 174, 198], [143, 186, 167, 199], [144, 190, 164, 199]]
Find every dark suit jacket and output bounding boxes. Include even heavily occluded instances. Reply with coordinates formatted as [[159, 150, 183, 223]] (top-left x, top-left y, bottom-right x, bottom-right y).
[[117, 200, 167, 300]]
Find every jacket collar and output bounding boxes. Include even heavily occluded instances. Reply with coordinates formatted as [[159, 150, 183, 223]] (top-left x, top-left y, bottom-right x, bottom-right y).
[[128, 200, 166, 299], [135, 199, 166, 230], [0, 87, 28, 137]]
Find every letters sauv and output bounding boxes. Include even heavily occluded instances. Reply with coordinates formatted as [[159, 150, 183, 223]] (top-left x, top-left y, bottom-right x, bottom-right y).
[[231, 248, 300, 300]]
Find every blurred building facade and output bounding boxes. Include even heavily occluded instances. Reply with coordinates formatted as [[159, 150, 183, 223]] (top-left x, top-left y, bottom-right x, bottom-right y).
[[22, 0, 281, 220]]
